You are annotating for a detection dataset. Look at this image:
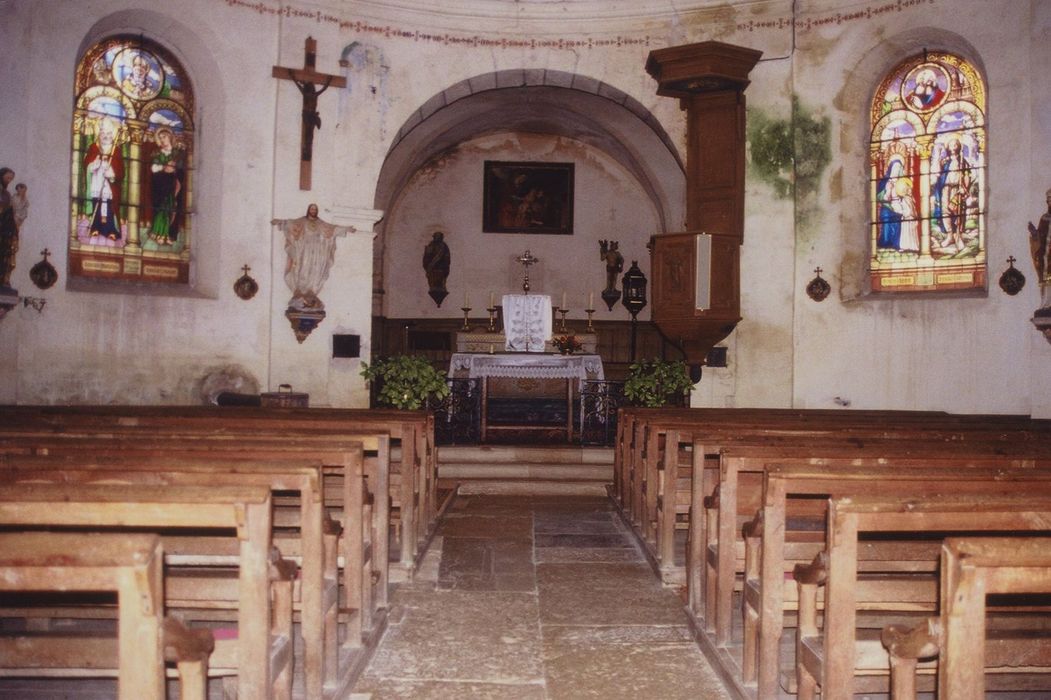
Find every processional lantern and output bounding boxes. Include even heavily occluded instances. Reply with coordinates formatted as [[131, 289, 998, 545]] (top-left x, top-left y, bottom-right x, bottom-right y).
[[645, 41, 762, 366], [621, 260, 648, 361], [621, 260, 648, 318]]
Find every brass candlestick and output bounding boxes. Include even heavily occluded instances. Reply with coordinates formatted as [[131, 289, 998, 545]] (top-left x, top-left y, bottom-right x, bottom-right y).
[[460, 306, 472, 331], [557, 307, 568, 333], [585, 307, 595, 332], [486, 306, 497, 332]]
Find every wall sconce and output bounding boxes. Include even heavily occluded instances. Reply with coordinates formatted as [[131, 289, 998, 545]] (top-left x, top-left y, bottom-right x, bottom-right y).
[[621, 260, 648, 361], [998, 256, 1025, 296], [233, 264, 259, 300], [29, 249, 58, 290], [806, 267, 831, 302]]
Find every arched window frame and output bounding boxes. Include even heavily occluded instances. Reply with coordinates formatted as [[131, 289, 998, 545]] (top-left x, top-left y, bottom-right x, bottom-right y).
[[867, 51, 986, 293], [69, 35, 195, 284]]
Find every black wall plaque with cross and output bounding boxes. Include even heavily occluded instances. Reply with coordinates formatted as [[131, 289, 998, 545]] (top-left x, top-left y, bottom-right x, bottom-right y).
[[272, 36, 347, 190]]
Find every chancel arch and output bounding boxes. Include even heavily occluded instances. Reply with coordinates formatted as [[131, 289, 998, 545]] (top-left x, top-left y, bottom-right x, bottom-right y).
[[371, 70, 686, 328]]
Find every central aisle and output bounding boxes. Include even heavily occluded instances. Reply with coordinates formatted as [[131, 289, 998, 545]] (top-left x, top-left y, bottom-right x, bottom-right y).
[[351, 494, 731, 699]]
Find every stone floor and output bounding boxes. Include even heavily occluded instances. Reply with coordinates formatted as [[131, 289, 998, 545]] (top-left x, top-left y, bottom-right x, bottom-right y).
[[350, 494, 731, 699]]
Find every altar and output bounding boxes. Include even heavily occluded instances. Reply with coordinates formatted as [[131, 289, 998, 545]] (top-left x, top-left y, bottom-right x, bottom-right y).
[[454, 331, 597, 354], [448, 352, 604, 442]]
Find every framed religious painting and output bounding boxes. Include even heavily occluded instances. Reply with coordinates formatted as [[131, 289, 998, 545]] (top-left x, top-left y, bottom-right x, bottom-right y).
[[483, 161, 574, 235]]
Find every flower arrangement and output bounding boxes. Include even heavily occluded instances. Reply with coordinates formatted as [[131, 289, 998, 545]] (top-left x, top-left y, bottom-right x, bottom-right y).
[[551, 334, 583, 355]]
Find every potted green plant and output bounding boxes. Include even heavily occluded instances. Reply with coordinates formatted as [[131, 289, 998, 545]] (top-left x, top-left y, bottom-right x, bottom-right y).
[[622, 357, 694, 408], [360, 354, 451, 410]]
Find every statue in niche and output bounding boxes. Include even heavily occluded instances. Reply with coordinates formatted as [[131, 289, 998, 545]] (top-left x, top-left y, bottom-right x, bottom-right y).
[[272, 203, 355, 342], [1029, 188, 1051, 311], [422, 230, 451, 307]]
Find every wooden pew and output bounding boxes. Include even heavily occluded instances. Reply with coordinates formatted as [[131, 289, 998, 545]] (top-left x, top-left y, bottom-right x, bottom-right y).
[[740, 463, 1051, 699], [617, 407, 1049, 586], [612, 407, 1049, 587], [616, 406, 961, 526], [611, 408, 1051, 699], [695, 435, 1047, 640], [0, 483, 291, 700], [0, 428, 394, 699], [795, 493, 1051, 699], [0, 532, 214, 700], [0, 404, 437, 575], [698, 434, 1048, 626], [882, 536, 1051, 699], [0, 450, 348, 699], [0, 426, 391, 605], [613, 411, 1051, 699]]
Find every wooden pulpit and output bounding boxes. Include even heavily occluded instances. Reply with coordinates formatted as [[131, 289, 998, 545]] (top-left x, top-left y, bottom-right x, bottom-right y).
[[646, 41, 762, 366]]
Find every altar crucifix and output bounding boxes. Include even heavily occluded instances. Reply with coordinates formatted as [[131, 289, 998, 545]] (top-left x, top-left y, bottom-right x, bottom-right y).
[[272, 37, 347, 190], [516, 249, 539, 293]]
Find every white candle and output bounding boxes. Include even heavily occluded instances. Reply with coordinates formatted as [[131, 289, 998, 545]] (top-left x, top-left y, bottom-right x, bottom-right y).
[[464, 290, 469, 307], [589, 291, 594, 308], [489, 291, 495, 308], [561, 291, 567, 309]]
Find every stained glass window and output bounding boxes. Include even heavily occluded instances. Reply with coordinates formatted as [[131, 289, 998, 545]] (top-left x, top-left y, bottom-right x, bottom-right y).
[[69, 36, 194, 283], [868, 52, 986, 293]]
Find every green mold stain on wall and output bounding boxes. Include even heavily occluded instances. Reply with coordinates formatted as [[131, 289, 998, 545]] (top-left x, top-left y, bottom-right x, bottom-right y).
[[748, 107, 794, 198], [747, 97, 831, 229]]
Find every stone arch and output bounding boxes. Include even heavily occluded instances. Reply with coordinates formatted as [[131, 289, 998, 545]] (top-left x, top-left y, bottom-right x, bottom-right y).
[[375, 70, 684, 231], [371, 69, 686, 311]]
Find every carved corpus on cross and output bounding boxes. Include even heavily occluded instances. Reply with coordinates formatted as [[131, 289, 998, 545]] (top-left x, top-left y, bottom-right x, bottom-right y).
[[272, 37, 347, 191]]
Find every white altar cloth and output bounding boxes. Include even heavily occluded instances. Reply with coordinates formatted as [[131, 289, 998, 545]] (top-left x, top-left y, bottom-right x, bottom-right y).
[[448, 352, 604, 388], [502, 294, 552, 352]]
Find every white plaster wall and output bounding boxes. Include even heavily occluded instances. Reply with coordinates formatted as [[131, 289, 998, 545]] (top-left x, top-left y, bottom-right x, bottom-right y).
[[1029, 0, 1051, 419], [734, 53, 797, 408], [0, 0, 1046, 416], [0, 0, 279, 404], [382, 132, 658, 323], [782, 0, 1038, 413]]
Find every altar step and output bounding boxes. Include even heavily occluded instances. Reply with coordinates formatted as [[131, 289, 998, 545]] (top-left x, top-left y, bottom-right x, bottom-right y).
[[437, 445, 613, 496]]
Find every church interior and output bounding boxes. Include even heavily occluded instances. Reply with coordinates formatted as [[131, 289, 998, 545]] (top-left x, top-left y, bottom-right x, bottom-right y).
[[3, 0, 1051, 698]]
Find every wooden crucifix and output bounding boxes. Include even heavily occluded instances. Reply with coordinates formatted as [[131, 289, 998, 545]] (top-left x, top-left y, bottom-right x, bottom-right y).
[[272, 37, 347, 190]]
